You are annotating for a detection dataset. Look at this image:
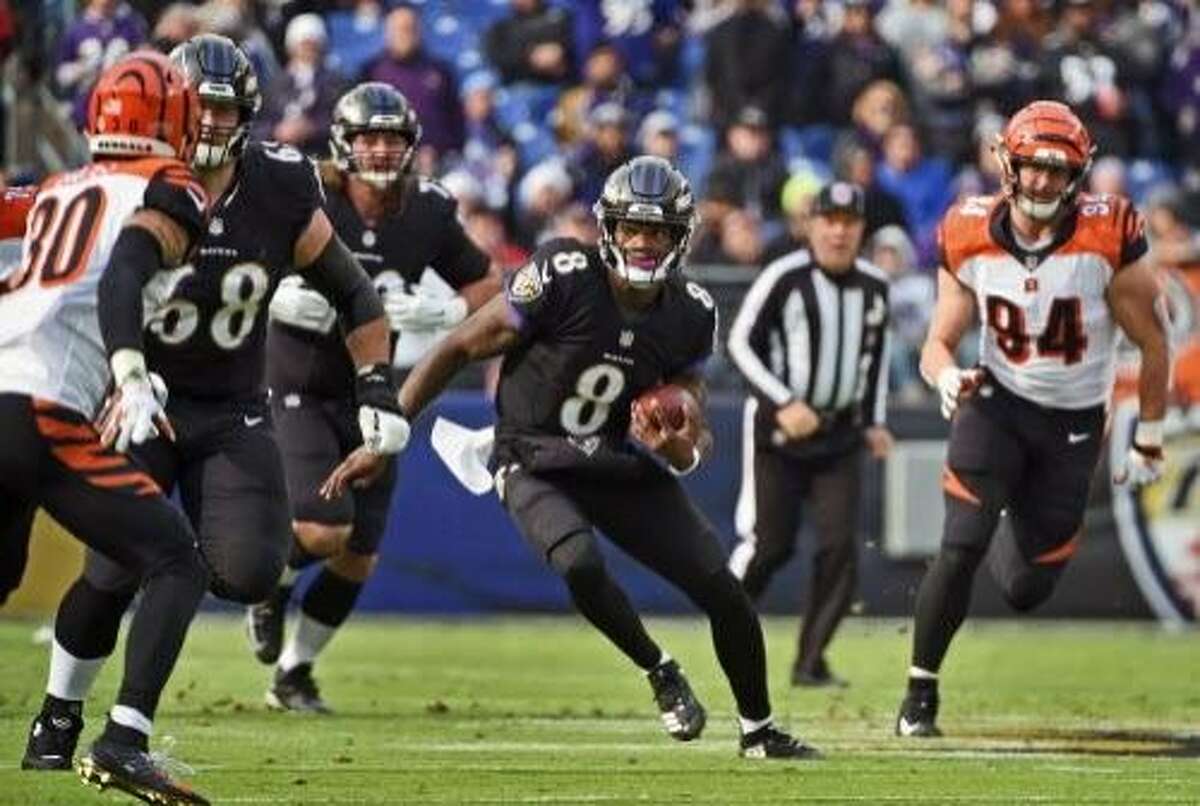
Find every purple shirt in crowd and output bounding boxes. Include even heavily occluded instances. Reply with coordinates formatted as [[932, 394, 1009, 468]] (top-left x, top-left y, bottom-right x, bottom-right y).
[[56, 3, 148, 127], [359, 49, 464, 156]]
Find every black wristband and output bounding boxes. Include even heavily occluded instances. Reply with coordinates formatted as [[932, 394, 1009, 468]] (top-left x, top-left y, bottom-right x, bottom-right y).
[[355, 363, 402, 414]]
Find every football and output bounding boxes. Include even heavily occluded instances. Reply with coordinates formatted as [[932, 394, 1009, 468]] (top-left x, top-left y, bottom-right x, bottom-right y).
[[634, 383, 697, 431]]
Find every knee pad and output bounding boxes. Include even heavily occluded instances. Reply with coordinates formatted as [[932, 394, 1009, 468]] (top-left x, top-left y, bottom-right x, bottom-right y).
[[548, 531, 607, 593]]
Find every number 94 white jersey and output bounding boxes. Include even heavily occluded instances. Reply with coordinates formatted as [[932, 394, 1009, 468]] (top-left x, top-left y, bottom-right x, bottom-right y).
[[0, 158, 206, 418], [939, 193, 1148, 410]]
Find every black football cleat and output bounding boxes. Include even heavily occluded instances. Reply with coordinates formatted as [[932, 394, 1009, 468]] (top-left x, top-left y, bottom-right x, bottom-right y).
[[245, 586, 289, 665], [739, 725, 821, 759], [646, 660, 706, 741], [895, 691, 942, 737], [266, 663, 332, 714], [22, 710, 83, 771], [791, 658, 850, 689], [77, 739, 209, 805]]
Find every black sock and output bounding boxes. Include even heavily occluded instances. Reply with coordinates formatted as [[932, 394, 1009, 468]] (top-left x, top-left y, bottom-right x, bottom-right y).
[[41, 693, 83, 719], [549, 533, 661, 670], [907, 676, 938, 698], [687, 569, 770, 722], [911, 547, 985, 672], [98, 718, 148, 751], [288, 539, 320, 572], [300, 567, 363, 628]]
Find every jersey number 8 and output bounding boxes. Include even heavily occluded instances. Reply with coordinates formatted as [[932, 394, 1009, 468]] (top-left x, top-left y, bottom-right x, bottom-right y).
[[560, 363, 626, 436]]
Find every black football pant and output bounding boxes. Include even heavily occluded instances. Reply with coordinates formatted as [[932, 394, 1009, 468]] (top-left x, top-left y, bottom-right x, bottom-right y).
[[54, 395, 290, 676], [0, 395, 206, 721], [502, 463, 771, 721], [729, 444, 862, 677], [911, 381, 1105, 673]]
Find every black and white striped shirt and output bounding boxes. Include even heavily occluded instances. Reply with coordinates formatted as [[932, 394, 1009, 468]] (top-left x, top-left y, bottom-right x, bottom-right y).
[[728, 249, 890, 451]]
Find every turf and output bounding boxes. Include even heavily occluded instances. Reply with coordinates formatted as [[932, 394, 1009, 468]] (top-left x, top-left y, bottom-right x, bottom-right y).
[[0, 616, 1197, 804]]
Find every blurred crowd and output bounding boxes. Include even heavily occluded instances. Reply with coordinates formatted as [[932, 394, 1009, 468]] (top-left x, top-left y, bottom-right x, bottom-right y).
[[1, 0, 1198, 403]]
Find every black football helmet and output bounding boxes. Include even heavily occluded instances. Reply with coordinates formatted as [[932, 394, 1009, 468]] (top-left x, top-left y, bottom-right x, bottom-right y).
[[330, 82, 422, 189], [594, 156, 697, 287], [169, 34, 260, 170]]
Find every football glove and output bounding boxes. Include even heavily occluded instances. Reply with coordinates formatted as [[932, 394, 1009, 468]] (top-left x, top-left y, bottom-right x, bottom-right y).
[[269, 276, 336, 334], [1114, 420, 1165, 487], [355, 363, 410, 454], [105, 350, 172, 454], [935, 366, 984, 420], [383, 288, 468, 332]]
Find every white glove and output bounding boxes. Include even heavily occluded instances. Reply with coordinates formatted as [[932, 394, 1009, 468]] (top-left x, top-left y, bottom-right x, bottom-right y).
[[357, 405, 411, 454], [935, 366, 984, 420], [1114, 420, 1165, 487], [383, 289, 468, 332], [269, 276, 336, 334], [105, 350, 172, 454]]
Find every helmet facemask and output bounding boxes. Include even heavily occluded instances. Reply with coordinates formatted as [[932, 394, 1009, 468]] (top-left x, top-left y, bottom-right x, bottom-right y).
[[996, 142, 1091, 222], [194, 91, 248, 170], [333, 124, 415, 189], [597, 210, 693, 288]]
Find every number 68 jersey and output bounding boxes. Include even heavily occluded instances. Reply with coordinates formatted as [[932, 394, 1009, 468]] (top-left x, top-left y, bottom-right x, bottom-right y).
[[497, 238, 717, 462], [143, 141, 324, 399], [940, 193, 1148, 410]]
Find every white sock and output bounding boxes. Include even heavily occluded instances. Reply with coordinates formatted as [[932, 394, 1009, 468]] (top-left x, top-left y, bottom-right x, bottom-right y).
[[738, 715, 772, 735], [908, 666, 938, 680], [279, 566, 300, 588], [278, 614, 337, 673], [47, 640, 106, 702], [110, 704, 153, 737]]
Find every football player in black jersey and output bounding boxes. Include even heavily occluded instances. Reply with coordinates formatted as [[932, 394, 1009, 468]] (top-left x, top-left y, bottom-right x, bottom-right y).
[[22, 36, 408, 772], [324, 156, 818, 759], [245, 82, 499, 712]]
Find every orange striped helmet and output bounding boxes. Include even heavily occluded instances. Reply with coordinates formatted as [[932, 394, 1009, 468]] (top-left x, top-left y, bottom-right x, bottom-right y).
[[994, 100, 1096, 220], [86, 51, 201, 163]]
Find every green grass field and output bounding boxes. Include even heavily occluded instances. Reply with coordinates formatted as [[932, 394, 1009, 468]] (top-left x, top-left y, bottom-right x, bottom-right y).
[[0, 615, 1197, 804]]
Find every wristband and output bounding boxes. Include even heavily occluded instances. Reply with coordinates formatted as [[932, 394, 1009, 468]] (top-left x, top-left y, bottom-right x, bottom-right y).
[[1134, 420, 1163, 450]]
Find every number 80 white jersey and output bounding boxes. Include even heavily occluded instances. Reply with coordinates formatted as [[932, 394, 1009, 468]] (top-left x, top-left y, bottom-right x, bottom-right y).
[[0, 158, 207, 418], [940, 193, 1148, 410]]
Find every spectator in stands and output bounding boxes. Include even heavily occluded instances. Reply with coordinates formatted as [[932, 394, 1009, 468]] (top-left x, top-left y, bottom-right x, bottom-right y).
[[875, 123, 955, 265], [149, 3, 200, 53], [953, 112, 1005, 198], [440, 168, 488, 220], [831, 133, 907, 239], [762, 168, 823, 264], [699, 208, 765, 269], [572, 0, 684, 88], [636, 109, 681, 162], [199, 0, 279, 88], [868, 225, 933, 404], [360, 4, 464, 170], [255, 13, 346, 157], [812, 0, 905, 127], [703, 0, 791, 131], [1161, 12, 1200, 179], [459, 70, 519, 213], [484, 0, 574, 86], [851, 80, 910, 156], [1037, 0, 1138, 156], [971, 0, 1049, 114], [554, 42, 637, 147], [784, 0, 836, 126], [1145, 185, 1200, 293], [903, 0, 978, 165], [324, 0, 386, 79], [877, 0, 949, 65], [567, 102, 634, 206], [55, 0, 148, 127], [514, 157, 573, 248], [464, 206, 528, 271], [548, 201, 599, 244], [704, 105, 789, 222]]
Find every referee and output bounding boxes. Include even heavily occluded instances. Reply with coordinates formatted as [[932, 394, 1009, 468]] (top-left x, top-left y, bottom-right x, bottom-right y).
[[727, 181, 894, 687]]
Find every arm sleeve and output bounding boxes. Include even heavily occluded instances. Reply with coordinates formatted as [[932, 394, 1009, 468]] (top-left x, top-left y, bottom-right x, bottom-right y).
[[296, 233, 384, 331], [432, 202, 490, 289], [98, 225, 164, 356], [727, 260, 795, 406]]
